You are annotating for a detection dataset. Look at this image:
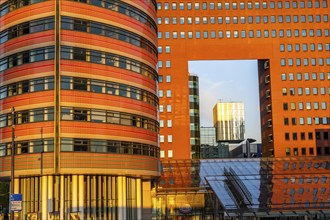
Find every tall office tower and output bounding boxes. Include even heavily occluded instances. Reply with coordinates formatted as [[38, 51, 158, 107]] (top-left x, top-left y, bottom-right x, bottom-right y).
[[157, 1, 330, 158], [189, 74, 200, 158], [213, 102, 245, 142], [200, 127, 217, 146], [0, 1, 158, 219]]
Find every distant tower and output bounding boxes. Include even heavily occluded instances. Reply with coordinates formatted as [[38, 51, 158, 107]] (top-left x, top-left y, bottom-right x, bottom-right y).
[[213, 102, 245, 142], [189, 74, 200, 158]]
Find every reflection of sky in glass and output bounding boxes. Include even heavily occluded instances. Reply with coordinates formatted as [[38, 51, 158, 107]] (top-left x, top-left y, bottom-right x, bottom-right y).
[[200, 159, 262, 211]]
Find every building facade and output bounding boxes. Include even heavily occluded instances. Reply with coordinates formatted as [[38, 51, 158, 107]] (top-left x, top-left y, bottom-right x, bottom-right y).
[[189, 74, 200, 159], [213, 102, 245, 142], [157, 0, 330, 158], [200, 127, 217, 146], [0, 0, 159, 219]]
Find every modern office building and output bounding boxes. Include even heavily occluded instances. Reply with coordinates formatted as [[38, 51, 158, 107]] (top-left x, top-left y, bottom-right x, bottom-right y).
[[213, 102, 245, 142], [0, 1, 159, 219], [189, 74, 200, 159], [200, 127, 217, 146], [157, 0, 330, 158]]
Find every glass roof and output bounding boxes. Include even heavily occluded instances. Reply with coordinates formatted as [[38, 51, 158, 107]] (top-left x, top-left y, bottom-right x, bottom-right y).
[[159, 157, 330, 216]]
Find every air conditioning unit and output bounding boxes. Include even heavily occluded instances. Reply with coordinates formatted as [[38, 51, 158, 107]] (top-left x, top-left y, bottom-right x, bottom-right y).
[[266, 104, 272, 113], [265, 75, 270, 84], [268, 134, 273, 142], [267, 119, 272, 127], [264, 60, 270, 70]]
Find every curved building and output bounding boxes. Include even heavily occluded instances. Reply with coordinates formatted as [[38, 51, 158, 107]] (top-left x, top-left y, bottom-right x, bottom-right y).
[[0, 0, 159, 219]]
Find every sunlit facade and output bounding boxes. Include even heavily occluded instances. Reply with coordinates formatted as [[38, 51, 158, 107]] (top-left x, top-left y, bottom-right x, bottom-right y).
[[157, 0, 330, 158], [0, 0, 159, 219], [213, 102, 245, 142]]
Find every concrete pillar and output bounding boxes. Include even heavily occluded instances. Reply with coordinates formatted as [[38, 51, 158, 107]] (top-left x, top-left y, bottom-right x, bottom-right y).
[[48, 175, 53, 215], [98, 176, 102, 218], [142, 180, 152, 219], [91, 176, 96, 219], [14, 178, 19, 193], [41, 176, 48, 220], [60, 175, 65, 220], [122, 176, 127, 220], [72, 175, 78, 213], [102, 176, 107, 220], [118, 176, 124, 220], [22, 178, 27, 218], [79, 175, 84, 219], [86, 176, 90, 220], [136, 178, 142, 220]]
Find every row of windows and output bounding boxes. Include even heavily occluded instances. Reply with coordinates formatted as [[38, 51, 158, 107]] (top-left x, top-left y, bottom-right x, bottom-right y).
[[0, 0, 44, 17], [280, 58, 330, 67], [158, 29, 330, 40], [281, 72, 330, 81], [0, 139, 54, 156], [283, 102, 329, 112], [284, 131, 328, 141], [61, 138, 159, 157], [159, 105, 172, 113], [0, 46, 158, 81], [281, 43, 330, 52], [0, 75, 158, 107], [0, 106, 159, 132], [0, 46, 54, 72], [282, 161, 329, 171], [158, 75, 171, 82], [0, 76, 54, 100], [159, 120, 172, 128], [158, 14, 329, 25], [61, 76, 158, 107], [61, 46, 158, 81], [157, 1, 328, 11], [158, 60, 171, 68], [158, 90, 172, 98], [61, 16, 157, 56], [71, 0, 157, 31], [0, 138, 159, 158], [61, 107, 159, 132], [282, 88, 329, 96], [157, 46, 171, 54], [159, 135, 172, 143], [0, 107, 54, 128], [0, 16, 54, 44], [283, 117, 329, 126]]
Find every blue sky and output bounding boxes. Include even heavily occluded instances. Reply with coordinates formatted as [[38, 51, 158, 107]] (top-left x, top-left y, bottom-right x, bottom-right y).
[[188, 60, 261, 142]]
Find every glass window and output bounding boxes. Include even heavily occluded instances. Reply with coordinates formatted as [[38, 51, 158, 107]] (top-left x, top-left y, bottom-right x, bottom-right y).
[[271, 16, 276, 23], [248, 16, 253, 23], [196, 31, 200, 39], [270, 1, 275, 8], [300, 1, 305, 8]]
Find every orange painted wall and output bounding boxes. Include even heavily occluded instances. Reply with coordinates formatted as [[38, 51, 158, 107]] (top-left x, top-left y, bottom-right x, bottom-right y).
[[157, 0, 329, 159]]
